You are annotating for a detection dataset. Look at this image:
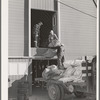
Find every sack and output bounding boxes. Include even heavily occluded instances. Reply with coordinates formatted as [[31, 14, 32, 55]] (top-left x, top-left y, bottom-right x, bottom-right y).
[[48, 40, 61, 47], [42, 65, 63, 80], [63, 66, 76, 77], [42, 49, 57, 58]]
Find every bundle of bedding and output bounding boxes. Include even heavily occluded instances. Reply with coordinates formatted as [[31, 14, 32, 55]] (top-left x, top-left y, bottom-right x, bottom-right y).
[[42, 60, 85, 83]]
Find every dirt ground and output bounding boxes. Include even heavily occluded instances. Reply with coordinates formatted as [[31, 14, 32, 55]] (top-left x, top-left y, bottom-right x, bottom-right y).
[[29, 86, 96, 100]]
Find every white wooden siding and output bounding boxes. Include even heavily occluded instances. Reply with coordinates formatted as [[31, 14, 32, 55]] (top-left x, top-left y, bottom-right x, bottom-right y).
[[59, 0, 97, 60], [31, 0, 55, 11], [8, 0, 29, 56], [9, 63, 18, 75], [8, 59, 29, 75], [8, 59, 32, 95]]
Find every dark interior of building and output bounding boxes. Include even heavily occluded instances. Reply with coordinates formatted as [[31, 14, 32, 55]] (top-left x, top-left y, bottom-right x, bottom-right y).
[[31, 9, 58, 97], [31, 9, 55, 47], [32, 59, 57, 85]]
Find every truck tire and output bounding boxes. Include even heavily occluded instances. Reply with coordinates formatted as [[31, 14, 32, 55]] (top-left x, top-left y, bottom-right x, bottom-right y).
[[59, 85, 65, 100], [48, 83, 60, 100]]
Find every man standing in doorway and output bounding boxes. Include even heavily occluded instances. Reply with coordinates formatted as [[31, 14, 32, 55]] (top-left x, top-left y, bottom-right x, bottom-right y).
[[33, 21, 43, 47]]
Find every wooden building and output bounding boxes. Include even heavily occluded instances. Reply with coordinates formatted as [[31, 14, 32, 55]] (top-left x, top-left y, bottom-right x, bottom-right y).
[[8, 0, 97, 98]]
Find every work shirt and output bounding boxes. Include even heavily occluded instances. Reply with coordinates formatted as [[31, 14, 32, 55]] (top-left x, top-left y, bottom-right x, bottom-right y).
[[48, 34, 58, 43], [33, 24, 41, 35], [32, 23, 42, 47]]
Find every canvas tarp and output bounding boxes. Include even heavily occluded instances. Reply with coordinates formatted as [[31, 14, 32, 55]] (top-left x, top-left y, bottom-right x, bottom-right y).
[[42, 60, 85, 83]]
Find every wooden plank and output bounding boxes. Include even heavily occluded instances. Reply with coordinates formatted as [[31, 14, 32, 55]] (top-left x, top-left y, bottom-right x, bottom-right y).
[[82, 62, 92, 66], [82, 73, 92, 77], [82, 70, 92, 73], [82, 76, 92, 81], [27, 59, 33, 96], [82, 66, 91, 70], [31, 0, 55, 11], [85, 56, 89, 92], [9, 0, 25, 56]]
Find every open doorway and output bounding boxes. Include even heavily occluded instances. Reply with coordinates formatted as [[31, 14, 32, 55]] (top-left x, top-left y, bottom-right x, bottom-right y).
[[32, 59, 57, 92], [31, 9, 57, 47]]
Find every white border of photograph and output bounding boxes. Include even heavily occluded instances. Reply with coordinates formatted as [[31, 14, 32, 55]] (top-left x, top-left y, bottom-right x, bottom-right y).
[[1, 0, 99, 100], [1, 0, 8, 100]]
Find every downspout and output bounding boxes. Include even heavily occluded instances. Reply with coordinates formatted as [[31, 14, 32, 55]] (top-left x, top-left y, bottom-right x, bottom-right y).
[[92, 0, 97, 8]]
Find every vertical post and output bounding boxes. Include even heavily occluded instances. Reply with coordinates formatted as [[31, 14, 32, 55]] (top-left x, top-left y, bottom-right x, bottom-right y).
[[28, 58, 32, 96], [24, 0, 29, 56], [92, 56, 96, 93], [57, 0, 61, 41], [85, 56, 89, 92], [0, 0, 0, 99], [36, 60, 37, 78], [29, 0, 31, 57]]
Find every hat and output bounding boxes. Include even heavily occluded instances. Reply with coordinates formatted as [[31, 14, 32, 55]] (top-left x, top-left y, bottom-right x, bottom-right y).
[[61, 44, 64, 46]]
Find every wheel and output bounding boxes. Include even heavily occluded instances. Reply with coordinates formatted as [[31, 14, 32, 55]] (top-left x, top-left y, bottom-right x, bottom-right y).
[[48, 83, 61, 100], [74, 91, 86, 98], [59, 85, 65, 100]]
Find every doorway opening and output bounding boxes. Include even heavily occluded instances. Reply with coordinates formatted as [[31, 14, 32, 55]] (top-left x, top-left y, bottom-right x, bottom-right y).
[[31, 9, 57, 47], [32, 59, 57, 89]]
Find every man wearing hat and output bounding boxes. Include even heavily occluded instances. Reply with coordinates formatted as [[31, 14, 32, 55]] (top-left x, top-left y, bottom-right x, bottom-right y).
[[33, 21, 43, 47], [57, 44, 65, 69]]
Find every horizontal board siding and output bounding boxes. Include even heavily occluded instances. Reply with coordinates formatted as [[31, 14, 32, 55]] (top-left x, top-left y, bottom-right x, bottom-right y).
[[8, 62, 28, 75], [59, 0, 96, 60], [60, 0, 96, 17], [8, 0, 24, 56], [8, 58, 32, 76], [31, 0, 55, 11], [8, 58, 32, 97], [8, 0, 29, 56], [8, 58, 30, 62]]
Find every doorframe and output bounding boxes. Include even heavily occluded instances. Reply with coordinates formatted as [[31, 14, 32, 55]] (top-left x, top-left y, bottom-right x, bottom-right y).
[[29, 0, 59, 56], [30, 8, 58, 48], [57, 0, 61, 41], [29, 0, 31, 57]]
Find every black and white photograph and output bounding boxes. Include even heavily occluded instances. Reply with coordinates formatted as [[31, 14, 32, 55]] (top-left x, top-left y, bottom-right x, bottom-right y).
[[1, 0, 99, 100]]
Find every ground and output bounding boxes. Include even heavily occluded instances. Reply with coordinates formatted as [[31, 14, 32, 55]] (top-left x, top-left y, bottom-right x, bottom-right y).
[[29, 86, 96, 100]]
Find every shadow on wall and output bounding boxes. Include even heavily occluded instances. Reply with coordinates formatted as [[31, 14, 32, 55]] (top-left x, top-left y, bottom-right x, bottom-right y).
[[8, 62, 32, 99]]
